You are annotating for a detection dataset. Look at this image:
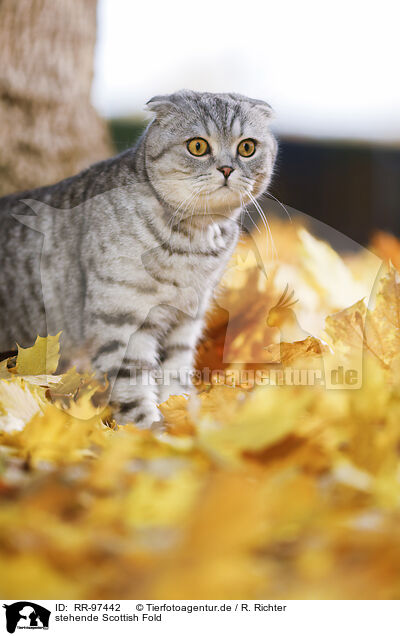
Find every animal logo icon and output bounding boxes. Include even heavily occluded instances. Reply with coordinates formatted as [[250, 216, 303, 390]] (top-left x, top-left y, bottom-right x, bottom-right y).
[[2, 602, 50, 633]]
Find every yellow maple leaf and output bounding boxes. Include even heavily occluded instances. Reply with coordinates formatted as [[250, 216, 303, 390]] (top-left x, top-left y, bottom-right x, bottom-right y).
[[325, 267, 400, 370], [16, 333, 61, 376], [324, 299, 367, 357], [366, 266, 400, 367], [0, 359, 11, 380]]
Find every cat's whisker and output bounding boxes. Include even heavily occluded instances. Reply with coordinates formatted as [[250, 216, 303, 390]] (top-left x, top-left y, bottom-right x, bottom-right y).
[[170, 186, 204, 250], [259, 191, 292, 223], [203, 192, 211, 250], [244, 193, 273, 262], [187, 190, 203, 253], [198, 192, 207, 250], [249, 193, 277, 259], [245, 189, 278, 261], [168, 191, 198, 228], [167, 188, 203, 235], [173, 188, 203, 238], [239, 190, 261, 236]]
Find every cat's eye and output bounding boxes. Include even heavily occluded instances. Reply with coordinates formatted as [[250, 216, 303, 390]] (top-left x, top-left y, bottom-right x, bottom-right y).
[[187, 138, 210, 157], [237, 139, 256, 158]]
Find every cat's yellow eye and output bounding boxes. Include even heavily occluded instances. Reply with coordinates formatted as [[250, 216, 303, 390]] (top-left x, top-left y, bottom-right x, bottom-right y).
[[187, 138, 210, 157], [237, 138, 256, 158]]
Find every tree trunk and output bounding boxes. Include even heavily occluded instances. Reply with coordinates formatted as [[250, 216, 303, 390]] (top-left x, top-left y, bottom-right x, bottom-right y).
[[0, 0, 113, 196]]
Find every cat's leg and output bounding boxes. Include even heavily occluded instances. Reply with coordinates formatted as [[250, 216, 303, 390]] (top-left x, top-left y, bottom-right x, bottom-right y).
[[158, 316, 204, 404], [91, 328, 162, 427]]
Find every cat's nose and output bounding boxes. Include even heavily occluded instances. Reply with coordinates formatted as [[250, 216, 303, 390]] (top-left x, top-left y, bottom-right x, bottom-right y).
[[217, 165, 235, 179]]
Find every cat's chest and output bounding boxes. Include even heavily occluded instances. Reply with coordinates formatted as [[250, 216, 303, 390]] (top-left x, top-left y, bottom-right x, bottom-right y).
[[142, 255, 222, 324], [88, 216, 238, 318], [171, 227, 236, 287], [157, 249, 227, 298]]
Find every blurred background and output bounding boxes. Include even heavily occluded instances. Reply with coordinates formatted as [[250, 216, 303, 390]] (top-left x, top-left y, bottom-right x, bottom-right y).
[[1, 0, 399, 246]]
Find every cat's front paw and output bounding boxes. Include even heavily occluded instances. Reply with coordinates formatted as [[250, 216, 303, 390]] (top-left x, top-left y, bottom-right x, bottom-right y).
[[113, 401, 162, 429]]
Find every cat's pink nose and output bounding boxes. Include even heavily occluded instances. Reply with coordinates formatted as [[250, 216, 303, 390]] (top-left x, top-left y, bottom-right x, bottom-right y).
[[217, 165, 234, 179]]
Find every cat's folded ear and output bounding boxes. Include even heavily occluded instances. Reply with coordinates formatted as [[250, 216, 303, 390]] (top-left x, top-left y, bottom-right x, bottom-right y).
[[145, 94, 180, 118], [228, 93, 275, 118]]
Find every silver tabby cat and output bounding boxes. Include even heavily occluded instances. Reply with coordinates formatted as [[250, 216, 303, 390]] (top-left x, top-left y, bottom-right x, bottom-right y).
[[0, 90, 277, 426]]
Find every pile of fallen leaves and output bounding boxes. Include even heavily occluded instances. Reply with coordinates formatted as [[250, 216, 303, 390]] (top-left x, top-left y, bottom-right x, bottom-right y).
[[1, 219, 400, 600]]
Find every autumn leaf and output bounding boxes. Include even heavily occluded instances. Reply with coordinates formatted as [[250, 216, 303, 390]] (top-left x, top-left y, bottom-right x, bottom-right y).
[[366, 266, 400, 366], [16, 333, 61, 375], [0, 359, 11, 380], [159, 395, 196, 436], [325, 299, 368, 358], [325, 267, 400, 370]]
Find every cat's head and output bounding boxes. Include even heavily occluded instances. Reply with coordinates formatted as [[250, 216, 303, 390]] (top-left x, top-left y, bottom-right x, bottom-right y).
[[144, 90, 277, 220]]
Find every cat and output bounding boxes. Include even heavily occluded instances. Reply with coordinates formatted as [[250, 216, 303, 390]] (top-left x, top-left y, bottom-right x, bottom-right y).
[[0, 90, 277, 426]]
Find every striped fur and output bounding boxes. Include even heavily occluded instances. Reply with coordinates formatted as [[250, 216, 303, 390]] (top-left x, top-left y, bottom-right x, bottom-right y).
[[0, 90, 277, 426]]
